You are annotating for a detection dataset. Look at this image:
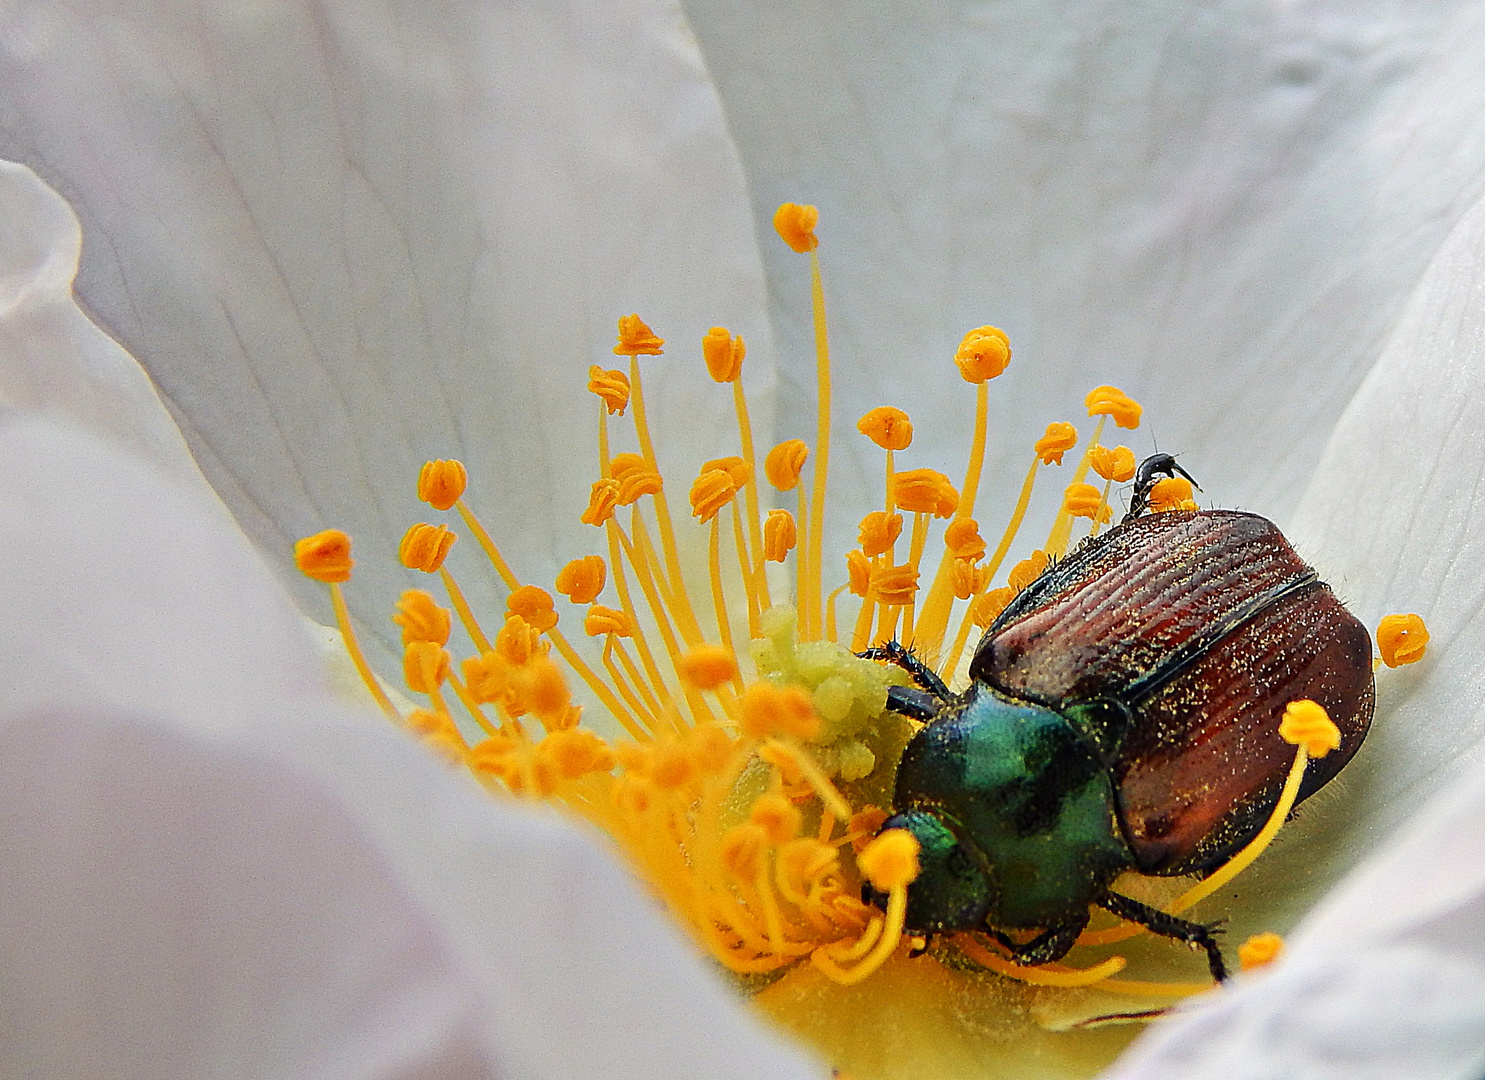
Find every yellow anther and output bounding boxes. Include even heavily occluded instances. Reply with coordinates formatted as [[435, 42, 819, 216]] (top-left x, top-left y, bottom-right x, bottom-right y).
[[403, 639, 450, 693], [944, 518, 986, 562], [1085, 385, 1143, 429], [858, 511, 904, 558], [580, 478, 620, 526], [845, 550, 872, 597], [648, 740, 693, 790], [496, 613, 545, 665], [739, 682, 821, 741], [1089, 445, 1137, 483], [1148, 476, 1198, 513], [1280, 699, 1342, 758], [294, 529, 354, 583], [872, 563, 920, 606], [1238, 932, 1285, 971], [610, 453, 664, 505], [689, 468, 738, 523], [418, 459, 468, 511], [1062, 482, 1111, 523], [614, 313, 664, 356], [525, 654, 577, 730], [857, 829, 921, 891], [857, 406, 914, 451], [751, 791, 803, 846], [617, 469, 663, 505], [703, 455, 753, 490], [407, 709, 467, 767], [462, 651, 512, 707], [894, 469, 959, 518], [1035, 422, 1079, 465], [555, 555, 607, 605], [773, 202, 820, 253], [702, 326, 746, 383], [970, 586, 1015, 628], [677, 645, 740, 691], [1008, 550, 1049, 592], [393, 589, 452, 647], [406, 707, 455, 739], [764, 508, 798, 562], [689, 723, 735, 775], [399, 523, 457, 573], [585, 604, 633, 637], [765, 438, 810, 491], [507, 585, 558, 633], [587, 365, 632, 414], [1377, 613, 1429, 668], [720, 822, 770, 880], [954, 325, 1011, 384], [952, 556, 988, 600], [537, 728, 616, 780]]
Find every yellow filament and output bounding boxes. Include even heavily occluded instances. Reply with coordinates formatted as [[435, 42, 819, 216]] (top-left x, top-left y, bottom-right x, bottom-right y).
[[826, 582, 849, 642], [955, 936, 1127, 987], [733, 380, 770, 612], [628, 355, 705, 646], [1171, 743, 1310, 913], [812, 885, 906, 985], [731, 501, 761, 638], [763, 739, 852, 820], [803, 248, 832, 641], [445, 668, 499, 738], [602, 637, 663, 735], [438, 567, 491, 653], [329, 582, 401, 724], [456, 498, 644, 739], [603, 512, 671, 721], [915, 381, 992, 655], [1045, 416, 1105, 558], [705, 518, 744, 694], [1089, 476, 1114, 537]]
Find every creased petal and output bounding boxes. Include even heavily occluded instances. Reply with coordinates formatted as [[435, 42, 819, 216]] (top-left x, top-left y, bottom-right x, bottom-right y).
[[0, 412, 824, 1080], [0, 1, 775, 666], [0, 159, 209, 493]]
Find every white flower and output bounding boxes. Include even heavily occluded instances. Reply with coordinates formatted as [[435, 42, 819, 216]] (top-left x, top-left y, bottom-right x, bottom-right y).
[[4, 1, 1485, 1077]]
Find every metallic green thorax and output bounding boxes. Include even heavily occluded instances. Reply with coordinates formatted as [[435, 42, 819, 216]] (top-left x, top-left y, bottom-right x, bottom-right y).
[[887, 686, 1133, 932]]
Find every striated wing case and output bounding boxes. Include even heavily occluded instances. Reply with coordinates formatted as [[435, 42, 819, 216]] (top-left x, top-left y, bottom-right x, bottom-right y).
[[970, 510, 1374, 874]]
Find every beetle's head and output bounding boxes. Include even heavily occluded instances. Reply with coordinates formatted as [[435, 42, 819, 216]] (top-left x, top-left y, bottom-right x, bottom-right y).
[[861, 808, 997, 934]]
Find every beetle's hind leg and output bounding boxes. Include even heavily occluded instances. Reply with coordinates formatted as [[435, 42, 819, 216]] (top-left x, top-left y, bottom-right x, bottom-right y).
[[858, 640, 952, 700], [987, 909, 1090, 966], [1097, 890, 1228, 982]]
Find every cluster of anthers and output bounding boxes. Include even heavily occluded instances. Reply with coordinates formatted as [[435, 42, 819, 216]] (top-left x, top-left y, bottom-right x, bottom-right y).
[[295, 202, 1431, 1000]]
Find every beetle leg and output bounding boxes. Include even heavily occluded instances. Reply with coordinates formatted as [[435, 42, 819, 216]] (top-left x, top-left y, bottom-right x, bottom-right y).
[[986, 908, 1090, 966], [858, 640, 953, 701], [885, 684, 943, 721], [1097, 890, 1228, 982]]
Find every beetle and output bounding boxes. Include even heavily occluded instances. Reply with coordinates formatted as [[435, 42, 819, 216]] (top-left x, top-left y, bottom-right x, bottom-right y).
[[860, 455, 1374, 980]]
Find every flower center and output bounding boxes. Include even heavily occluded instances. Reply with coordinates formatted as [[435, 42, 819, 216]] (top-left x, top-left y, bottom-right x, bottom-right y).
[[294, 203, 1428, 1015]]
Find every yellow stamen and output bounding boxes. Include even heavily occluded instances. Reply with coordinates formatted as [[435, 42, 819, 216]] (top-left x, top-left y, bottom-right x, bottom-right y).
[[1085, 385, 1143, 429], [399, 523, 457, 573], [764, 509, 797, 562], [1238, 931, 1285, 971], [773, 202, 820, 253], [956, 936, 1127, 987], [1088, 445, 1136, 483], [1148, 476, 1199, 513], [1377, 612, 1429, 667], [393, 589, 451, 647], [613, 313, 665, 356], [555, 555, 607, 606], [587, 365, 631, 414], [858, 406, 914, 451], [953, 325, 1012, 384], [702, 326, 746, 383], [418, 458, 468, 511]]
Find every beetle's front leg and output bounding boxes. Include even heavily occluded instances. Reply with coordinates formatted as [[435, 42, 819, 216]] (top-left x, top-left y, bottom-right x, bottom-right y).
[[1098, 891, 1228, 982], [987, 908, 1090, 966], [858, 640, 952, 700]]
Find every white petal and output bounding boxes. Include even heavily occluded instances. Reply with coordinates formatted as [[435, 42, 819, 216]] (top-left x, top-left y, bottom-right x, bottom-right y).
[[0, 159, 211, 494], [685, 1, 1485, 528], [0, 1, 774, 664], [1102, 172, 1485, 1080], [0, 414, 823, 1079]]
